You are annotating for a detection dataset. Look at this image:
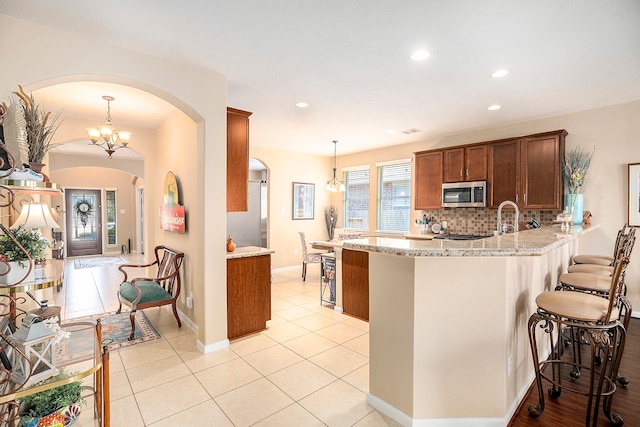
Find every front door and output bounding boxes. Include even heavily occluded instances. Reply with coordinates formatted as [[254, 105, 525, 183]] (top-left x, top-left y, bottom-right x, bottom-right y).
[[65, 189, 102, 257]]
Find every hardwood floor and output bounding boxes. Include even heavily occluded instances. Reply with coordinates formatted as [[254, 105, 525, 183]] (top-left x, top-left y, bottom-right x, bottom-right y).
[[509, 317, 640, 426]]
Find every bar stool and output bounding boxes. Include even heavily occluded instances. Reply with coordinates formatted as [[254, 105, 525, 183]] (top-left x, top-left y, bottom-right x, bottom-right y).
[[527, 256, 629, 426], [568, 225, 632, 275], [572, 224, 630, 266], [557, 230, 635, 386]]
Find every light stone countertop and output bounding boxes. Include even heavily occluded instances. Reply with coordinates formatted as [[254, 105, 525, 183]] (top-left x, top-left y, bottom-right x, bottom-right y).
[[344, 224, 597, 257], [226, 246, 274, 259]]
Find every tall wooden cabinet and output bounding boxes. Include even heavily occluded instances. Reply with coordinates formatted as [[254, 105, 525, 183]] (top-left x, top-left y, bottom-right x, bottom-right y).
[[414, 150, 443, 210], [227, 107, 252, 212]]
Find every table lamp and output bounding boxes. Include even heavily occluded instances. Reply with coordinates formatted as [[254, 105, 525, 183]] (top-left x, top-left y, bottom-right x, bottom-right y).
[[10, 203, 61, 231]]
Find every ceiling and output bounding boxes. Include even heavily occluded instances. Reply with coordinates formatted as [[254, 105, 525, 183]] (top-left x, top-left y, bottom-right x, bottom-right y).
[[3, 1, 640, 157]]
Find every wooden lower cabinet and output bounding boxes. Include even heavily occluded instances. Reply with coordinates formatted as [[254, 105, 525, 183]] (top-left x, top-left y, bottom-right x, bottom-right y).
[[227, 254, 271, 339], [342, 249, 369, 321]]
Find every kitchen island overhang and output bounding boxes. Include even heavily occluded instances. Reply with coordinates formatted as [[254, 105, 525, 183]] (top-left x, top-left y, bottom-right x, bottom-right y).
[[343, 225, 595, 427]]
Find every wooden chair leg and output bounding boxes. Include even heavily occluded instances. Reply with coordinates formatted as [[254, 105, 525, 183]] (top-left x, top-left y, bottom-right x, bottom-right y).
[[303, 262, 307, 281], [172, 302, 182, 328], [128, 310, 136, 340]]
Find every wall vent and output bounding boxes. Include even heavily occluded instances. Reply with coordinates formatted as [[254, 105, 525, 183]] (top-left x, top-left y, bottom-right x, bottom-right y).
[[402, 128, 422, 134]]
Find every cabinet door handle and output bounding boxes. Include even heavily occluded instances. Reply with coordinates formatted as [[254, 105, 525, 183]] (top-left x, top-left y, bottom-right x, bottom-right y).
[[460, 169, 463, 177], [466, 168, 469, 177], [524, 193, 527, 205]]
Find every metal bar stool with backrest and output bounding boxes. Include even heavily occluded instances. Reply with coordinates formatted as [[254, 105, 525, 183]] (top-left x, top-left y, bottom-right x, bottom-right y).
[[557, 228, 635, 386], [298, 232, 323, 281], [527, 254, 630, 426], [566, 224, 632, 275]]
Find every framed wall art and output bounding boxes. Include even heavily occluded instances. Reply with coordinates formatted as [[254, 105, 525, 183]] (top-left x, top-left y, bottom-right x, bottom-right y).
[[292, 182, 314, 220], [628, 163, 640, 227]]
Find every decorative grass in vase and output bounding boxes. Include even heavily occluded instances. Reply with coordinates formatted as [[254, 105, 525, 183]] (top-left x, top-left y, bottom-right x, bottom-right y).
[[13, 85, 61, 166]]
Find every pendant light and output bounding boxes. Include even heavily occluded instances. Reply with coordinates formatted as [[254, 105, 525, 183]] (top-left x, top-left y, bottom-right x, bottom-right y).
[[86, 95, 132, 159], [325, 140, 345, 192]]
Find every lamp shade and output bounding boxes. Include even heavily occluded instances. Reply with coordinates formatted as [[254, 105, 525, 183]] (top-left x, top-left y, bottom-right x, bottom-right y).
[[11, 203, 61, 230]]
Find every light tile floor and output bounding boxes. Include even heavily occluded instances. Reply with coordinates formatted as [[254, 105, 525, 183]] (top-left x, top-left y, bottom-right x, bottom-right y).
[[43, 255, 401, 427]]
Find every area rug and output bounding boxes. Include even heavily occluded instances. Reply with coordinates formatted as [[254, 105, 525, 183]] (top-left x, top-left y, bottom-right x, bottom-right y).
[[57, 311, 161, 363], [73, 255, 128, 269]]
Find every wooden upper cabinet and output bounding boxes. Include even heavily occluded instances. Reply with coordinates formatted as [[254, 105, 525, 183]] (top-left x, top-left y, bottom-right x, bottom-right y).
[[488, 130, 566, 209], [443, 148, 465, 182], [488, 140, 520, 208], [415, 150, 443, 210], [465, 145, 487, 181], [227, 107, 252, 212], [521, 131, 566, 209], [443, 145, 487, 182]]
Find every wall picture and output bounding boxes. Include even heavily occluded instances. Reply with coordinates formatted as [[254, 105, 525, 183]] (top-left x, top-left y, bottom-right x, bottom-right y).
[[293, 182, 314, 220], [628, 163, 640, 226]]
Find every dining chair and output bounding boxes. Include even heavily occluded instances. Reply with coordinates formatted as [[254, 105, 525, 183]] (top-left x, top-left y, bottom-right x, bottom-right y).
[[299, 232, 323, 281]]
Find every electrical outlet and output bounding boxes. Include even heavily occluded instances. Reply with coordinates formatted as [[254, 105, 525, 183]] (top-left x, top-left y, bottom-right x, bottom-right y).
[[294, 248, 298, 255], [186, 296, 194, 308]]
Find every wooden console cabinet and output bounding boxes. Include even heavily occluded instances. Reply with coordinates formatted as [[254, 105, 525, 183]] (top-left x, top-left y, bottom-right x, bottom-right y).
[[227, 253, 271, 339], [342, 249, 369, 321]]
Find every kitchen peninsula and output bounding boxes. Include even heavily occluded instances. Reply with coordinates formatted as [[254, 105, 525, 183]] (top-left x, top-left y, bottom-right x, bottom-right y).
[[226, 246, 274, 339], [342, 225, 595, 426]]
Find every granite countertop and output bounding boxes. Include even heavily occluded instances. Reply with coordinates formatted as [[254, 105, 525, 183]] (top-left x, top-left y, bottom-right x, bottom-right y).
[[344, 224, 596, 257], [226, 246, 275, 259]]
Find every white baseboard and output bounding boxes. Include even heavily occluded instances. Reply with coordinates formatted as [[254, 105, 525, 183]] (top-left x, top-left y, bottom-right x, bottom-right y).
[[334, 305, 343, 314], [197, 338, 230, 354], [366, 393, 506, 427], [271, 265, 300, 274], [177, 308, 198, 333]]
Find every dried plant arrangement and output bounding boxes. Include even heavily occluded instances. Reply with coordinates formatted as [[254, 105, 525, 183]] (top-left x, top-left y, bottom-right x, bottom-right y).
[[13, 85, 61, 164]]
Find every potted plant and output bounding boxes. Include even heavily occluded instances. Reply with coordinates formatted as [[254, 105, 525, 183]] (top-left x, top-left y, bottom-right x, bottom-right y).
[[18, 371, 85, 427], [13, 85, 61, 171], [0, 226, 49, 284], [563, 146, 595, 225]]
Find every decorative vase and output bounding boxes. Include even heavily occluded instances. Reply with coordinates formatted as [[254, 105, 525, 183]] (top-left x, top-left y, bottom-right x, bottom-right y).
[[226, 235, 236, 252], [21, 400, 83, 427], [0, 260, 35, 284], [28, 162, 49, 182], [566, 193, 584, 225]]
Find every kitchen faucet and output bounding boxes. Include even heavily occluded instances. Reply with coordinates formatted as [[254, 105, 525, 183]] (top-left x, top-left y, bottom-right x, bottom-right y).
[[497, 200, 519, 234]]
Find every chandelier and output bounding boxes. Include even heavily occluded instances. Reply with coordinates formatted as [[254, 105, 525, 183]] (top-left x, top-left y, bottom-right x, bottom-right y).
[[86, 95, 132, 159], [325, 140, 345, 192]]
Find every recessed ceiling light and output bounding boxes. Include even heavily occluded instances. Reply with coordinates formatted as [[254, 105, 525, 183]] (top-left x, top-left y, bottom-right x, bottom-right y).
[[488, 104, 501, 111], [386, 129, 396, 134], [411, 50, 430, 61], [295, 102, 309, 108], [491, 69, 509, 78]]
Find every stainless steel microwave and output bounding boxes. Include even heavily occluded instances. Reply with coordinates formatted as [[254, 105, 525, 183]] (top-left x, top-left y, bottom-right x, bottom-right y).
[[442, 181, 487, 208]]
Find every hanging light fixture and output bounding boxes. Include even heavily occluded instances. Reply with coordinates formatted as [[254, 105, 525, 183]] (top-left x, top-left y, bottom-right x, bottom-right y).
[[325, 140, 345, 192], [86, 95, 132, 159]]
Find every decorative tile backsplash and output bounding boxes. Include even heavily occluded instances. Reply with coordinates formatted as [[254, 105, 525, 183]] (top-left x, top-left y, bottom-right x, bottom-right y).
[[418, 208, 561, 235]]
